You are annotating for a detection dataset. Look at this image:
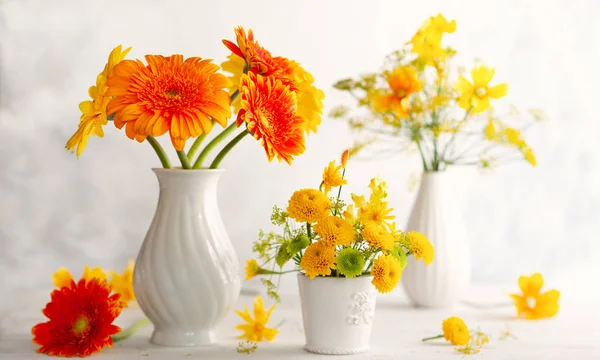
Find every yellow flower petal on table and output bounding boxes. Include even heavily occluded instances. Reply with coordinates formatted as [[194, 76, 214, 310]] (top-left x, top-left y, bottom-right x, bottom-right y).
[[235, 296, 279, 342]]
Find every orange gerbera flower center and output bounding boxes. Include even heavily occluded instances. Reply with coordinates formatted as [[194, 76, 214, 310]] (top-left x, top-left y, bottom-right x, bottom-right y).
[[107, 55, 232, 151]]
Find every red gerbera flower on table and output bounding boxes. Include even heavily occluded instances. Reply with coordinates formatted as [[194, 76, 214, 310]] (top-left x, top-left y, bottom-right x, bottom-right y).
[[237, 72, 306, 165], [32, 278, 125, 357], [106, 54, 232, 151]]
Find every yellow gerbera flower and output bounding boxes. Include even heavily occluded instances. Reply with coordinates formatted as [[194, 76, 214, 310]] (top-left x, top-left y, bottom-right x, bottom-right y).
[[287, 188, 331, 223], [442, 316, 471, 345], [406, 231, 434, 265], [288, 60, 325, 134], [66, 45, 131, 157], [52, 266, 108, 289], [109, 260, 136, 304], [456, 64, 508, 114], [300, 241, 336, 279], [370, 254, 402, 293], [509, 273, 560, 320], [322, 160, 347, 194], [235, 296, 279, 342], [313, 215, 354, 247]]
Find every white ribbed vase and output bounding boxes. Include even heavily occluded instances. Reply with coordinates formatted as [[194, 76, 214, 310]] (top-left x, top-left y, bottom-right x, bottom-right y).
[[401, 172, 470, 308], [298, 274, 377, 355], [133, 168, 240, 346]]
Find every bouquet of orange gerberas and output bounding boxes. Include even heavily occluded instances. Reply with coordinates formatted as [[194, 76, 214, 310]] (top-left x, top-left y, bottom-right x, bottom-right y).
[[66, 27, 324, 168]]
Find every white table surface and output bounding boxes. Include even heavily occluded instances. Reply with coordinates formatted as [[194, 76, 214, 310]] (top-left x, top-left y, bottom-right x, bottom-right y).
[[1, 285, 599, 359]]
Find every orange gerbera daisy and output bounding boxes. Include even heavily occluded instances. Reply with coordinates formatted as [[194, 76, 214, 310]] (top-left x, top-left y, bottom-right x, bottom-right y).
[[32, 278, 125, 357], [106, 55, 232, 151], [223, 26, 282, 78], [237, 72, 306, 164]]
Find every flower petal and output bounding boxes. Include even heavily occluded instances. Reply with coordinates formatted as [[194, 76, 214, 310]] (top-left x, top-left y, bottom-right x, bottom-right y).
[[488, 83, 508, 99]]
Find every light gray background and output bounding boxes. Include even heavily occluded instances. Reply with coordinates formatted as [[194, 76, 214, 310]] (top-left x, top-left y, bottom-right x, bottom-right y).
[[1, 0, 599, 309]]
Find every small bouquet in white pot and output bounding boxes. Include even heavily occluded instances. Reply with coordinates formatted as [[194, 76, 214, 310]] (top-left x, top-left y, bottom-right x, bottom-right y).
[[245, 150, 434, 355]]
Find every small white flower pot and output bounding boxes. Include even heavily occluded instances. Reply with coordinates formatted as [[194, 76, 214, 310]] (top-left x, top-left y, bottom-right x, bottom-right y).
[[297, 273, 377, 355]]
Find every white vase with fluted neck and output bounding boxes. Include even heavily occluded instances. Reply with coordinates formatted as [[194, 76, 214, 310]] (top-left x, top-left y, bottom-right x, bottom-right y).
[[401, 171, 470, 308], [133, 168, 240, 347]]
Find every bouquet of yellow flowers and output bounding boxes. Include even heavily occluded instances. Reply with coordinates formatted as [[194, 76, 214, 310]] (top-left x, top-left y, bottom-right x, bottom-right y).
[[246, 150, 434, 299], [331, 14, 544, 171], [66, 27, 325, 169]]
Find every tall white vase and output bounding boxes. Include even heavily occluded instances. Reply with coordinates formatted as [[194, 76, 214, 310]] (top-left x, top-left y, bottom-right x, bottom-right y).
[[401, 172, 470, 308], [133, 168, 240, 346]]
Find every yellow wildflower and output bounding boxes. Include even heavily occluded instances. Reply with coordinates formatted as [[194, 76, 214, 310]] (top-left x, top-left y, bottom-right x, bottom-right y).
[[442, 316, 470, 345], [370, 254, 402, 293], [406, 231, 434, 265], [300, 241, 336, 279], [235, 296, 279, 342], [358, 200, 395, 231], [322, 160, 347, 194], [510, 273, 560, 320], [343, 204, 356, 225], [505, 128, 526, 148], [244, 259, 262, 280], [524, 147, 536, 166], [313, 216, 354, 247], [456, 64, 508, 114], [66, 45, 131, 157], [287, 189, 331, 223], [484, 119, 497, 140], [410, 14, 456, 64], [110, 260, 136, 304]]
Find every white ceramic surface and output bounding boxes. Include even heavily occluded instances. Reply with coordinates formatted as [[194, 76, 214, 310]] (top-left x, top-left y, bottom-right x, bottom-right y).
[[133, 168, 240, 347], [297, 273, 377, 355], [402, 172, 471, 308]]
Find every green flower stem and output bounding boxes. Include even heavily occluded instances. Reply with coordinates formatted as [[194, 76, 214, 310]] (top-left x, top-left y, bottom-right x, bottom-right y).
[[187, 133, 208, 161], [422, 334, 444, 342], [112, 317, 151, 343], [187, 89, 241, 162], [416, 140, 429, 172], [208, 129, 249, 169], [146, 136, 172, 169], [306, 223, 312, 241], [189, 89, 241, 168], [261, 269, 299, 276], [176, 150, 191, 169], [192, 122, 239, 169]]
